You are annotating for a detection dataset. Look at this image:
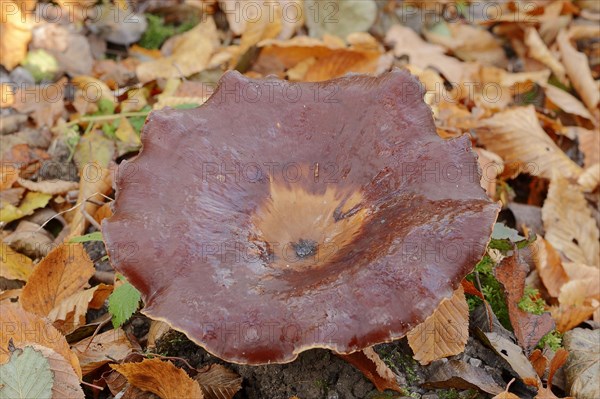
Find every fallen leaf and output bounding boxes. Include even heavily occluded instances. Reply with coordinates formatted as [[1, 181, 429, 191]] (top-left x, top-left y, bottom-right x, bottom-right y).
[[407, 286, 469, 365], [0, 242, 34, 281], [423, 359, 504, 395], [542, 83, 595, 121], [337, 347, 401, 392], [49, 284, 113, 334], [563, 328, 600, 399], [68, 164, 112, 237], [147, 320, 170, 350], [0, 191, 52, 223], [71, 76, 116, 106], [16, 177, 78, 195], [531, 237, 569, 298], [534, 348, 571, 399], [0, 346, 53, 399], [570, 127, 600, 168], [542, 176, 600, 267], [475, 148, 504, 198], [0, 0, 34, 70], [73, 129, 115, 171], [72, 328, 133, 376], [475, 106, 582, 180], [495, 253, 555, 353], [493, 379, 520, 399], [30, 344, 85, 399], [304, 0, 376, 39], [10, 79, 67, 127], [0, 303, 82, 379], [529, 350, 549, 379], [524, 27, 567, 84], [552, 278, 600, 332], [194, 363, 243, 399], [136, 18, 218, 83], [577, 163, 600, 193], [111, 358, 204, 399], [484, 332, 540, 387], [20, 242, 95, 317], [557, 29, 599, 111], [3, 220, 54, 259]]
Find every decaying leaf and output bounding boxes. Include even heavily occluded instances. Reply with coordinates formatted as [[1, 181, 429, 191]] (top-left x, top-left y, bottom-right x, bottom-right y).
[[494, 254, 555, 353], [20, 243, 95, 317], [29, 344, 84, 399], [423, 359, 504, 395], [0, 242, 34, 281], [111, 358, 204, 399], [0, 346, 53, 399], [407, 286, 469, 365], [72, 328, 134, 376], [194, 363, 243, 399], [542, 176, 600, 267], [337, 347, 401, 392], [563, 328, 600, 399], [475, 106, 582, 180], [0, 303, 82, 379]]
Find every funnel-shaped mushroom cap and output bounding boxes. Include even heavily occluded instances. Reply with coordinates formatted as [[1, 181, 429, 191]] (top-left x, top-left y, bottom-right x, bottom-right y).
[[103, 69, 499, 365]]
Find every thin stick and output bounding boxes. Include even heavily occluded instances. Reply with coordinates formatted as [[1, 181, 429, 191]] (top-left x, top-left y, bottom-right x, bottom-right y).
[[145, 353, 195, 371], [80, 380, 104, 390]]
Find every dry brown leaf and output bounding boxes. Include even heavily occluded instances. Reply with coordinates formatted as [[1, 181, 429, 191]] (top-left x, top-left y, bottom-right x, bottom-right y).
[[194, 363, 243, 399], [147, 320, 170, 350], [577, 163, 600, 192], [531, 236, 569, 298], [49, 284, 113, 334], [20, 243, 95, 316], [72, 328, 133, 376], [111, 358, 204, 399], [303, 49, 383, 82], [16, 177, 79, 195], [494, 254, 555, 353], [552, 278, 600, 332], [68, 165, 112, 237], [563, 328, 600, 399], [524, 27, 567, 84], [11, 79, 67, 127], [93, 202, 113, 224], [0, 0, 34, 70], [570, 127, 600, 167], [136, 18, 218, 83], [0, 288, 22, 302], [0, 242, 34, 281], [493, 379, 520, 399], [423, 359, 504, 395], [542, 83, 595, 121], [475, 106, 582, 179], [385, 24, 467, 82], [407, 286, 469, 365], [0, 303, 82, 379], [30, 344, 85, 399], [542, 176, 600, 267], [337, 347, 401, 392], [475, 148, 504, 198], [0, 163, 19, 190], [557, 29, 599, 111], [71, 76, 116, 106]]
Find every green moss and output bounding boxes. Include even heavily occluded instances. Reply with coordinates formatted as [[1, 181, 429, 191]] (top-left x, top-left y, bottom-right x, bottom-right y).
[[466, 256, 511, 329], [139, 14, 197, 49], [518, 286, 546, 315], [438, 389, 460, 399], [538, 330, 563, 351]]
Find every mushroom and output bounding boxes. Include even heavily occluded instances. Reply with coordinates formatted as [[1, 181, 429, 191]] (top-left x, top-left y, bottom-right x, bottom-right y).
[[102, 69, 499, 365]]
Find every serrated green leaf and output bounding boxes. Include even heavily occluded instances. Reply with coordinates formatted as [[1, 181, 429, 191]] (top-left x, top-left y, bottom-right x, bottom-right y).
[[0, 346, 53, 399], [68, 231, 104, 243], [108, 280, 141, 328]]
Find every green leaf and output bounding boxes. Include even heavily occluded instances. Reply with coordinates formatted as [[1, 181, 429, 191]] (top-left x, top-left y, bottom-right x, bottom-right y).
[[68, 231, 104, 243], [108, 280, 141, 328], [0, 346, 53, 399]]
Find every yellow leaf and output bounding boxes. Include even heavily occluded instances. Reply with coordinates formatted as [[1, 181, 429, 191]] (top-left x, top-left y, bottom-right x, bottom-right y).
[[407, 286, 469, 365], [0, 0, 34, 70], [0, 191, 52, 223], [0, 242, 33, 281], [115, 117, 141, 147]]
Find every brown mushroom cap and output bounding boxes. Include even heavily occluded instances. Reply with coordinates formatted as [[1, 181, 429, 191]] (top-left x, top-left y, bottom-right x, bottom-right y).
[[103, 69, 499, 365]]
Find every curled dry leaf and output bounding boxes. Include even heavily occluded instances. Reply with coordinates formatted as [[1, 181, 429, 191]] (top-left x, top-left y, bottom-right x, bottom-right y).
[[0, 242, 34, 281], [16, 177, 79, 195], [111, 358, 204, 399], [563, 328, 600, 399], [494, 254, 555, 353], [136, 17, 218, 83], [524, 27, 567, 84], [0, 303, 82, 379], [531, 236, 569, 298], [72, 328, 133, 376], [475, 106, 582, 180], [557, 29, 599, 112], [552, 277, 600, 332], [194, 363, 243, 399], [542, 176, 600, 267], [337, 347, 401, 392], [407, 286, 469, 365], [20, 242, 95, 317], [49, 283, 113, 334]]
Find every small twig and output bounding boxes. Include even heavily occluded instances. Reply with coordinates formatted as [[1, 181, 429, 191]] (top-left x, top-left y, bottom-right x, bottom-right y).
[[144, 353, 195, 371], [82, 207, 102, 231], [84, 316, 112, 352], [80, 380, 104, 391]]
